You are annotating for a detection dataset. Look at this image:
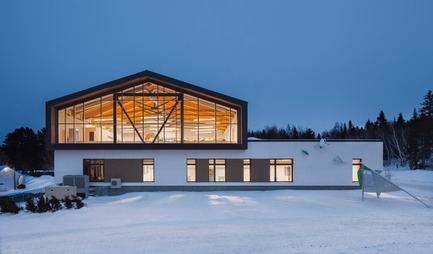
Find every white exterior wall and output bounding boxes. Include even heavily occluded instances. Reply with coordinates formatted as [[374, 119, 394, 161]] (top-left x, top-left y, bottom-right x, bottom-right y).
[[54, 140, 383, 187]]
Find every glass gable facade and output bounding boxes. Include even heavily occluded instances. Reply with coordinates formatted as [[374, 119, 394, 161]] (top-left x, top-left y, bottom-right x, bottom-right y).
[[55, 81, 241, 145]]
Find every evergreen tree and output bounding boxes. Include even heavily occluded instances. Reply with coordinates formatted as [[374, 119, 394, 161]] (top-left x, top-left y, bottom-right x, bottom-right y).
[[419, 90, 433, 117], [292, 127, 299, 139], [396, 113, 405, 126], [407, 109, 421, 169], [417, 114, 433, 168], [301, 128, 315, 139], [49, 196, 62, 212], [348, 120, 357, 138], [25, 197, 36, 213], [376, 110, 388, 129], [36, 196, 48, 213], [63, 196, 73, 209], [364, 119, 374, 139]]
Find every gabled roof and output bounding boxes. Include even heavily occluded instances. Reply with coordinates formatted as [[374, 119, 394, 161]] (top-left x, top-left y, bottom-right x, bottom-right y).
[[46, 70, 247, 109], [46, 70, 248, 150]]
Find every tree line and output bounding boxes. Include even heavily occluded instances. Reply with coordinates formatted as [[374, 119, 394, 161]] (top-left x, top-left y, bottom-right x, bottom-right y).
[[0, 127, 53, 174], [249, 90, 433, 169]]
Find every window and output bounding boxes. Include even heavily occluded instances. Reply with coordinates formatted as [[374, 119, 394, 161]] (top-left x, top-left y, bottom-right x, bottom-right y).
[[270, 159, 293, 182], [187, 159, 196, 182], [243, 159, 250, 182], [209, 159, 226, 182], [143, 159, 154, 182], [56, 82, 240, 145], [83, 159, 104, 182], [187, 158, 294, 183], [352, 159, 362, 182]]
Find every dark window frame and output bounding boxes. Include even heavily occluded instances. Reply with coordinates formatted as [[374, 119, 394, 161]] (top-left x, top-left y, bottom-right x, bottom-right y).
[[143, 159, 155, 182], [270, 159, 293, 182], [186, 159, 196, 182], [208, 159, 226, 182], [83, 159, 105, 182]]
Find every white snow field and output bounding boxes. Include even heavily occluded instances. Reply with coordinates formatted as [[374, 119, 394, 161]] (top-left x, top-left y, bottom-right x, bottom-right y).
[[1, 167, 432, 254]]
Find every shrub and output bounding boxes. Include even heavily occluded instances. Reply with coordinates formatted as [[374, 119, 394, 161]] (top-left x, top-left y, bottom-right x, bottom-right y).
[[73, 196, 85, 209], [63, 196, 73, 209], [25, 197, 36, 213], [36, 196, 49, 213], [49, 196, 62, 212], [0, 197, 21, 214]]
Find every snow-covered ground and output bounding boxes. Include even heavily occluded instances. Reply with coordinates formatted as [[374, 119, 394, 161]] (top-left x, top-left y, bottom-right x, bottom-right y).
[[1, 167, 433, 254], [0, 175, 54, 197]]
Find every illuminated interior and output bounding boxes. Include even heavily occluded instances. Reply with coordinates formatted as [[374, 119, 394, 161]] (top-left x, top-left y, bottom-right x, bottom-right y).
[[56, 81, 239, 144], [352, 158, 362, 182]]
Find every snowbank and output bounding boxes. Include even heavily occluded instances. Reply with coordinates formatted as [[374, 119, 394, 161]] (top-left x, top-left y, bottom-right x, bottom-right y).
[[0, 175, 54, 197]]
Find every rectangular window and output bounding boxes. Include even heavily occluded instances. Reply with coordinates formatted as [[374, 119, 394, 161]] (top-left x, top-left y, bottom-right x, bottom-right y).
[[270, 159, 293, 182], [209, 159, 215, 181], [243, 159, 250, 182], [208, 159, 226, 182], [209, 159, 226, 182], [187, 159, 196, 182], [143, 159, 154, 182], [214, 159, 226, 182], [83, 159, 105, 182], [187, 158, 293, 183], [187, 159, 226, 182], [352, 158, 362, 182]]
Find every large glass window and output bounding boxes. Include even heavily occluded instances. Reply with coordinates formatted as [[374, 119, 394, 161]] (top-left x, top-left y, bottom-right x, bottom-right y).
[[187, 158, 293, 183], [270, 159, 293, 182], [83, 159, 105, 182], [208, 159, 226, 182], [352, 159, 362, 182], [56, 82, 239, 145]]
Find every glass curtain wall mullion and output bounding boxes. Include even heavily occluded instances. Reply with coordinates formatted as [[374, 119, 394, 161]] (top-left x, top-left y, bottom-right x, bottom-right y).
[[113, 93, 117, 144], [180, 93, 184, 143], [55, 81, 240, 145], [162, 92, 166, 143], [57, 108, 66, 143], [141, 85, 145, 143], [228, 107, 233, 143], [133, 94, 136, 143], [198, 98, 216, 143], [99, 97, 102, 143], [101, 94, 114, 144]]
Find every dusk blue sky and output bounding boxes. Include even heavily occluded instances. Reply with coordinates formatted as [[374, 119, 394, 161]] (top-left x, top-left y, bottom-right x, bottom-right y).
[[1, 1, 433, 140]]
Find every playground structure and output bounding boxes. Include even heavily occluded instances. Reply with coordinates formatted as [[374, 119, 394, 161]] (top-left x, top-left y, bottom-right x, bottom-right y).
[[359, 165, 430, 208]]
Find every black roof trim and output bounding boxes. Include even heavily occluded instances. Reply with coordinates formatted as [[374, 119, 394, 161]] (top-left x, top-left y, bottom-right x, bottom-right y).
[[51, 143, 247, 150], [46, 70, 247, 108], [46, 70, 249, 150]]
